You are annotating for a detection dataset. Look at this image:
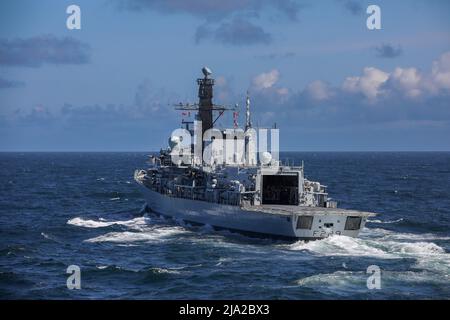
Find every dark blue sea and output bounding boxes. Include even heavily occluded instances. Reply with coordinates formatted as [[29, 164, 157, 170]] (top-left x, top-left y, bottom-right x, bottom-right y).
[[1, 152, 449, 299]]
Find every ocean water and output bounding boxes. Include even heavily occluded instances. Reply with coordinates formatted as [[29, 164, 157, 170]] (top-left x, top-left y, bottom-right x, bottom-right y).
[[0, 152, 449, 299]]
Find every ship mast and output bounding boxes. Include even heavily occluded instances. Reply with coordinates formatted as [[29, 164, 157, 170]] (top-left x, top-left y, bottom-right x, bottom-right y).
[[245, 91, 252, 131], [174, 67, 236, 166], [197, 67, 214, 136]]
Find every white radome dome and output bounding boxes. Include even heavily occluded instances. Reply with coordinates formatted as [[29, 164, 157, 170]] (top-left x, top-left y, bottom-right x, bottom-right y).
[[261, 152, 272, 165]]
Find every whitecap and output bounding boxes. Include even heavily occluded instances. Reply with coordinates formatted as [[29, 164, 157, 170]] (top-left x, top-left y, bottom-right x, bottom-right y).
[[96, 265, 109, 270], [68, 217, 117, 228], [295, 269, 449, 291], [367, 218, 403, 224], [40, 232, 51, 240], [288, 235, 393, 258], [84, 227, 187, 243], [288, 228, 450, 276], [151, 267, 181, 275], [296, 271, 365, 288], [361, 227, 450, 241], [67, 216, 148, 231]]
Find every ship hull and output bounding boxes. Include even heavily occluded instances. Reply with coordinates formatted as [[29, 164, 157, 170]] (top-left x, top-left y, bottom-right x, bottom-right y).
[[137, 184, 370, 241]]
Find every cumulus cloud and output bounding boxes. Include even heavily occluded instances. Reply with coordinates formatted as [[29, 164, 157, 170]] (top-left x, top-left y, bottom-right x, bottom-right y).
[[340, 51, 450, 101], [248, 69, 292, 112], [388, 67, 423, 98], [252, 69, 280, 90], [342, 67, 427, 101], [375, 43, 403, 58], [0, 35, 91, 67], [0, 77, 24, 89], [431, 51, 450, 91], [342, 67, 389, 100], [233, 52, 450, 136], [305, 80, 333, 101]]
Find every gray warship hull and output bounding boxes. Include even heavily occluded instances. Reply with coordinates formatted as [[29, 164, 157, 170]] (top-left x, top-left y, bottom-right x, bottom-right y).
[[134, 67, 376, 241], [137, 182, 373, 241]]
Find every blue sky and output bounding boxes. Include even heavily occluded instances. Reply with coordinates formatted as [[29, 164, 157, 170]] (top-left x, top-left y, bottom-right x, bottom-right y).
[[1, 0, 450, 151]]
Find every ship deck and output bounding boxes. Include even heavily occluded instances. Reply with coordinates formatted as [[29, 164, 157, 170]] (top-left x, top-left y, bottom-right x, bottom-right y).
[[242, 204, 376, 217]]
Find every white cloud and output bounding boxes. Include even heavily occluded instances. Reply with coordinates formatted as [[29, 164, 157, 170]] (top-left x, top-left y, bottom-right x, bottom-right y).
[[305, 80, 332, 101], [277, 87, 289, 96], [342, 67, 389, 101], [431, 51, 450, 91], [341, 52, 450, 101], [390, 67, 423, 98], [252, 69, 280, 90]]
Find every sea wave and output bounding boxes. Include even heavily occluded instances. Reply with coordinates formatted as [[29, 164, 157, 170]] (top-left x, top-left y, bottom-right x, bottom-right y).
[[67, 216, 148, 231], [367, 218, 404, 224], [295, 269, 449, 296], [287, 227, 450, 276], [288, 235, 393, 258], [84, 227, 188, 243]]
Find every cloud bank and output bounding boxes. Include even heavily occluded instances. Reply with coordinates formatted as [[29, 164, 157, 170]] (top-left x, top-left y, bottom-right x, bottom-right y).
[[196, 18, 272, 45], [2, 52, 450, 151], [0, 35, 91, 67], [0, 77, 24, 89], [112, 0, 305, 46], [248, 52, 450, 129]]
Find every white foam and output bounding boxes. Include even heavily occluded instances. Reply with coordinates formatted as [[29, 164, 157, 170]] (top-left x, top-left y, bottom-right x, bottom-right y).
[[295, 269, 449, 291], [67, 216, 148, 231], [362, 227, 450, 241], [385, 241, 445, 255], [68, 217, 117, 228], [84, 227, 187, 243], [368, 218, 404, 224], [289, 235, 393, 258], [289, 234, 447, 259], [151, 267, 182, 275], [40, 232, 52, 240], [96, 265, 108, 270], [288, 228, 450, 276], [296, 271, 365, 288]]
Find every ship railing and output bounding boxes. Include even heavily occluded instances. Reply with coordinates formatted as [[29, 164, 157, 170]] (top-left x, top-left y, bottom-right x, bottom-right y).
[[151, 183, 257, 207]]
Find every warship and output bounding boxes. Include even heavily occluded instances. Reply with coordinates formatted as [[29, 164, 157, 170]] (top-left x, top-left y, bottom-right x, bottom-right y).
[[134, 67, 375, 241]]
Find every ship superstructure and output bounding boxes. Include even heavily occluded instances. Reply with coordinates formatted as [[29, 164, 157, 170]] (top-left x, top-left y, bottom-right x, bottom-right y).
[[135, 68, 375, 240]]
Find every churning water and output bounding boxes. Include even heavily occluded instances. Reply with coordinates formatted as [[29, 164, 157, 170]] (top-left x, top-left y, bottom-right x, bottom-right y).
[[1, 152, 449, 299]]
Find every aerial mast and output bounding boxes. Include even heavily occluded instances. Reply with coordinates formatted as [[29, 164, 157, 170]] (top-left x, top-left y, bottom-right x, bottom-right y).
[[197, 67, 214, 136], [245, 91, 252, 131]]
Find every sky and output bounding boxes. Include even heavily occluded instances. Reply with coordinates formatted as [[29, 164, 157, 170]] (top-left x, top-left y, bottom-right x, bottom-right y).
[[0, 0, 450, 151]]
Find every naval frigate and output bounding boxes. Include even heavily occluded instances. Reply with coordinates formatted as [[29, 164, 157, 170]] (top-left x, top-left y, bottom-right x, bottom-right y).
[[134, 67, 375, 241]]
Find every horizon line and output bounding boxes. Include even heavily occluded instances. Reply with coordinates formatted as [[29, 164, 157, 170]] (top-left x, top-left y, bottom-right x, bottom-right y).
[[1, 150, 450, 153]]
